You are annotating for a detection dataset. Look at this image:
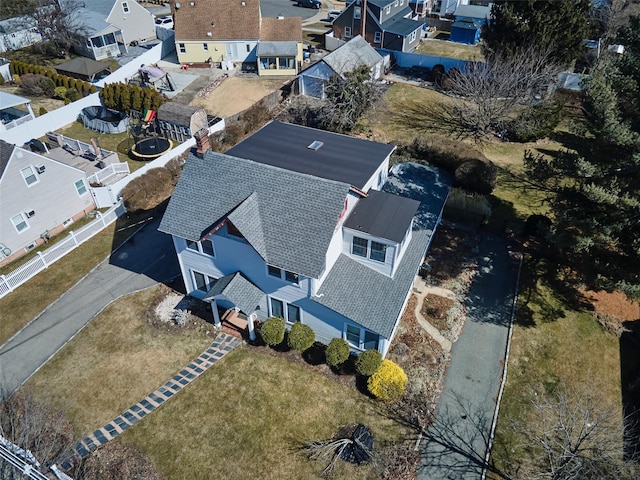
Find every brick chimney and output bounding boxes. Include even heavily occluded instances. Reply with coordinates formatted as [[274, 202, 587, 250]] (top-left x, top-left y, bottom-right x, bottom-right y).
[[194, 128, 210, 158]]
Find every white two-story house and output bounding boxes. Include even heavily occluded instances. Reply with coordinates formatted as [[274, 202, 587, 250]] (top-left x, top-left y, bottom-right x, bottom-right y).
[[159, 121, 450, 357]]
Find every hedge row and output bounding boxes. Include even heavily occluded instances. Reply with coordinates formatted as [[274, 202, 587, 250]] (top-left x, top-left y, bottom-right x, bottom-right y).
[[99, 82, 166, 113], [9, 60, 96, 95]]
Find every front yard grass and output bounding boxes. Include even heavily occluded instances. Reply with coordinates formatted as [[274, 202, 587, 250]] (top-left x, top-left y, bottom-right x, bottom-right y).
[[25, 286, 405, 480]]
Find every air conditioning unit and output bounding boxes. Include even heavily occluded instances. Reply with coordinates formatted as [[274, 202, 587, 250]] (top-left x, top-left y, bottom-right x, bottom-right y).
[[25, 210, 35, 218], [36, 165, 46, 174]]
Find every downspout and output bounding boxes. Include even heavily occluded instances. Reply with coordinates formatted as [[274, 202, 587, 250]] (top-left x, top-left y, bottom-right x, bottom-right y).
[[362, 0, 367, 40]]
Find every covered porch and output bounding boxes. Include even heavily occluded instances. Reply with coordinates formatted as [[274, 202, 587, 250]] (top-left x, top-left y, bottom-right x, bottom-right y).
[[203, 272, 264, 341], [0, 91, 35, 131]]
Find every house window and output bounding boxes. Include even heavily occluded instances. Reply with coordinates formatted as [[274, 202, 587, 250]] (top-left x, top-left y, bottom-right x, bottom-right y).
[[179, 43, 186, 54], [105, 33, 116, 45], [11, 213, 29, 233], [285, 270, 299, 284], [201, 239, 214, 256], [370, 241, 387, 263], [352, 237, 368, 257], [279, 57, 295, 69], [261, 57, 277, 69], [21, 166, 38, 186], [122, 2, 130, 13], [270, 297, 301, 323], [287, 304, 301, 323], [344, 26, 352, 38], [346, 324, 360, 345], [410, 30, 417, 42], [374, 31, 382, 43], [268, 264, 281, 278], [91, 36, 104, 48], [203, 43, 209, 51], [75, 179, 88, 196], [270, 298, 284, 318], [246, 44, 251, 52], [193, 271, 214, 292], [344, 324, 380, 350], [354, 6, 361, 19], [186, 240, 198, 251]]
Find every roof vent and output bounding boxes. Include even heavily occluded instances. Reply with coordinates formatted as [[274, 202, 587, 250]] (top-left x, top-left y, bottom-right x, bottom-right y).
[[241, 1, 246, 5], [277, 14, 284, 19], [207, 31, 212, 36], [175, 2, 181, 8], [307, 140, 324, 151], [36, 165, 46, 174], [190, 1, 195, 6]]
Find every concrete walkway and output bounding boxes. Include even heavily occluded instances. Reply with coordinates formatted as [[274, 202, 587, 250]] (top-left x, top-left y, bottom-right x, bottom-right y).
[[0, 216, 180, 398], [59, 333, 242, 471], [419, 234, 520, 479]]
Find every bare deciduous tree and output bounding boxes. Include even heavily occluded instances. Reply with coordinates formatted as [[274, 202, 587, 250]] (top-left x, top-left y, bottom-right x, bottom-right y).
[[426, 46, 561, 140]]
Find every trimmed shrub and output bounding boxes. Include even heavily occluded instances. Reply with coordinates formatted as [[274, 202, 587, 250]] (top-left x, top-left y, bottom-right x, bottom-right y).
[[367, 359, 408, 402], [287, 322, 315, 352], [325, 338, 350, 368], [260, 316, 286, 346], [454, 159, 497, 195], [355, 349, 382, 377], [38, 106, 48, 116], [54, 86, 67, 100]]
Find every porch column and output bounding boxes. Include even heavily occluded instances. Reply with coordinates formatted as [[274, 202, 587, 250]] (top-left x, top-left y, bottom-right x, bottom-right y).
[[212, 299, 221, 327], [248, 313, 256, 341]]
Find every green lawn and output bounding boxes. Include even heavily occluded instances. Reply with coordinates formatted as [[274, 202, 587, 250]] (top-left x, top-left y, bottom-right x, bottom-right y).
[[414, 38, 484, 61], [25, 286, 405, 480]]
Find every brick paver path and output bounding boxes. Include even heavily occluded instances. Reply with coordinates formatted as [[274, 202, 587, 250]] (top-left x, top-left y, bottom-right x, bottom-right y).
[[60, 332, 242, 471]]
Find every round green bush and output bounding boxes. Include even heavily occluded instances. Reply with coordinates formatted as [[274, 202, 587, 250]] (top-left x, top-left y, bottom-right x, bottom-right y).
[[367, 359, 408, 402], [325, 338, 350, 368], [287, 322, 315, 352], [260, 317, 286, 346], [355, 349, 382, 377]]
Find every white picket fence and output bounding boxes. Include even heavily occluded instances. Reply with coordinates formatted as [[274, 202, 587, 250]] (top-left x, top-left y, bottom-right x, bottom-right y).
[[0, 201, 126, 299]]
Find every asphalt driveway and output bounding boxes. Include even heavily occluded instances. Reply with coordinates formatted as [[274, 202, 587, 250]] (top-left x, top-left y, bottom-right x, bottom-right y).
[[0, 216, 179, 399], [419, 233, 520, 479]]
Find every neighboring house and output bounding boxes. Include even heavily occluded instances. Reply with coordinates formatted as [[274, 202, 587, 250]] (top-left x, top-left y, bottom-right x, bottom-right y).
[[0, 92, 35, 132], [298, 35, 384, 98], [0, 15, 42, 53], [61, 0, 156, 61], [453, 4, 491, 23], [257, 17, 303, 76], [332, 0, 424, 53], [0, 58, 11, 82], [172, 0, 261, 67], [0, 139, 95, 266], [434, 0, 491, 18], [159, 121, 450, 357], [408, 0, 433, 19]]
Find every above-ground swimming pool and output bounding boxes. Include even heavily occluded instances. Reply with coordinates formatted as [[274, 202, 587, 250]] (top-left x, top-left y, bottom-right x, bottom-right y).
[[79, 106, 129, 134]]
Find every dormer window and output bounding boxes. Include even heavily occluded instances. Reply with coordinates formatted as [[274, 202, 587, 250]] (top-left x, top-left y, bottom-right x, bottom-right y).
[[352, 237, 368, 257], [370, 241, 386, 262], [267, 264, 299, 285], [352, 236, 386, 263]]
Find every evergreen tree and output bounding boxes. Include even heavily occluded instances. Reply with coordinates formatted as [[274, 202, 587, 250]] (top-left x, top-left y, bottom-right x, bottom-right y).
[[482, 0, 593, 66]]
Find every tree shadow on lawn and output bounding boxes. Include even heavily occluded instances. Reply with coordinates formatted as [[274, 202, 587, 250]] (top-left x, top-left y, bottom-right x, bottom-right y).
[[620, 320, 640, 462]]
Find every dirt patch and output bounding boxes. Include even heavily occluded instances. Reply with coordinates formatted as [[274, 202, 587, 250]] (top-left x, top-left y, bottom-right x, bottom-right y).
[[145, 284, 219, 337], [189, 76, 288, 118], [0, 85, 65, 116], [583, 289, 640, 322]]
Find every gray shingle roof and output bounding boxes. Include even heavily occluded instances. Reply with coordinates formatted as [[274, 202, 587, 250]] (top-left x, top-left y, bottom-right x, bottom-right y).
[[382, 10, 423, 36], [203, 271, 264, 315], [0, 139, 16, 179], [343, 189, 419, 243], [322, 35, 383, 77], [315, 163, 451, 338], [225, 121, 395, 189], [158, 150, 351, 279]]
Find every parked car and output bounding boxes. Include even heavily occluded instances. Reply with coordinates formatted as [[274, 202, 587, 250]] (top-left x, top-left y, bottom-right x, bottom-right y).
[[155, 15, 174, 29], [297, 0, 321, 9], [327, 9, 342, 21]]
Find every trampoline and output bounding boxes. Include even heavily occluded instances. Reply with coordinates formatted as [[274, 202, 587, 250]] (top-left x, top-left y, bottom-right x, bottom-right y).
[[79, 106, 129, 134], [131, 137, 173, 160]]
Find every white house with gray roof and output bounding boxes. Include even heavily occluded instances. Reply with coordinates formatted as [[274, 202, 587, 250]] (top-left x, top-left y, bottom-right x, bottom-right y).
[[60, 0, 156, 60], [159, 121, 450, 357]]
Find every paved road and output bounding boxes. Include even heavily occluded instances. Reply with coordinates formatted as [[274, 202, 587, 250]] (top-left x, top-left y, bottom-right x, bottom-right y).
[[419, 233, 519, 479], [0, 217, 180, 399]]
